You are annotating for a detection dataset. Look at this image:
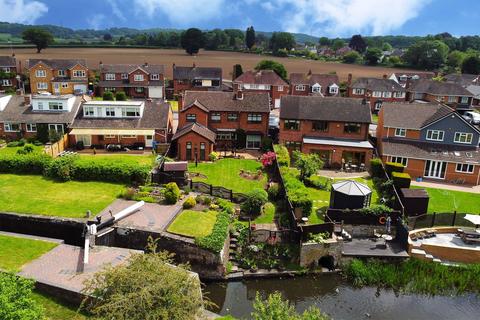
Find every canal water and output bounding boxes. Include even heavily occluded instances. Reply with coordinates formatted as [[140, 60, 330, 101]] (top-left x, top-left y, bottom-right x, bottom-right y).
[[204, 275, 480, 320]]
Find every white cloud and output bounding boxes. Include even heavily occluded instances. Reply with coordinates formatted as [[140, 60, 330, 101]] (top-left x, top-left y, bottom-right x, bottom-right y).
[[0, 0, 48, 24], [261, 0, 431, 37], [106, 0, 126, 21], [133, 0, 226, 25], [87, 13, 105, 30], [261, 2, 275, 12]]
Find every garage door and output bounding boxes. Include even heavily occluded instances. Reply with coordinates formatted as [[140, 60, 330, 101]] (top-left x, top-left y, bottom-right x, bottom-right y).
[[149, 86, 164, 99], [74, 84, 87, 93]]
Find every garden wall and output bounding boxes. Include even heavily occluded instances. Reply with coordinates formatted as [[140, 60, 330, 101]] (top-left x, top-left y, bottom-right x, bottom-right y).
[[299, 238, 343, 268], [0, 212, 85, 246]]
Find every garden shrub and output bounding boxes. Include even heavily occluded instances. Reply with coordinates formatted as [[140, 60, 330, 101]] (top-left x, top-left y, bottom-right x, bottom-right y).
[[23, 144, 34, 153], [120, 187, 136, 200], [261, 202, 275, 218], [260, 136, 273, 152], [0, 153, 51, 175], [358, 204, 393, 216], [267, 182, 280, 200], [73, 158, 150, 183], [216, 198, 235, 215], [241, 188, 268, 215], [133, 192, 157, 203], [391, 171, 411, 189], [102, 91, 114, 100], [209, 151, 219, 162], [0, 273, 45, 320], [115, 91, 127, 101], [370, 158, 384, 178], [183, 196, 196, 209], [281, 167, 313, 215], [164, 182, 180, 204], [273, 145, 290, 167], [44, 155, 78, 181], [385, 162, 404, 177], [6, 141, 19, 147], [202, 196, 212, 206], [305, 175, 329, 189], [195, 211, 230, 253]]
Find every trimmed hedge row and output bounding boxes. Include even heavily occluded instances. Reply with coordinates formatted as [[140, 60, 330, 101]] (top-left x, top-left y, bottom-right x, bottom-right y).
[[0, 154, 150, 184], [385, 161, 405, 177], [391, 171, 411, 189], [280, 167, 313, 216], [195, 211, 230, 253]]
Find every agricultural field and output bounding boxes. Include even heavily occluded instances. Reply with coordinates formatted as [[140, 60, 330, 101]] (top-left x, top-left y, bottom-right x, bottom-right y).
[[0, 47, 417, 81]]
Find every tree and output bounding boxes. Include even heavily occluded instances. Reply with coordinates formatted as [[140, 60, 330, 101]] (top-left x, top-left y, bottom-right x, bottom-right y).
[[0, 273, 44, 320], [270, 32, 295, 55], [318, 37, 330, 46], [252, 292, 330, 320], [349, 34, 367, 53], [382, 42, 393, 51], [447, 50, 466, 69], [82, 242, 204, 320], [342, 51, 361, 64], [246, 26, 256, 50], [461, 55, 480, 74], [292, 151, 323, 181], [241, 188, 268, 215], [331, 39, 346, 51], [364, 48, 382, 65], [233, 64, 243, 80], [255, 60, 287, 79], [22, 27, 54, 53], [103, 33, 112, 41], [204, 29, 228, 50], [402, 40, 449, 70], [181, 28, 204, 55]]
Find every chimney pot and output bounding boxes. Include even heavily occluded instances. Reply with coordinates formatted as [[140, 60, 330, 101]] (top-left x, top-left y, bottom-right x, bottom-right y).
[[383, 74, 387, 79], [347, 73, 352, 86], [192, 63, 196, 68]]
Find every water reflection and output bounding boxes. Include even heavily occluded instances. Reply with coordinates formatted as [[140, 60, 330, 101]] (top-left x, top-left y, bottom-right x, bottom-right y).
[[204, 275, 480, 320]]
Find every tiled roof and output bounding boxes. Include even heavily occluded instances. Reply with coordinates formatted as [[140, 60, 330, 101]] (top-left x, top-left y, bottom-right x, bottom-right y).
[[0, 95, 82, 124], [26, 59, 87, 70], [280, 96, 371, 123], [97, 80, 164, 87], [100, 64, 165, 75], [70, 100, 170, 129], [408, 79, 473, 96], [183, 91, 270, 113], [172, 122, 216, 142], [351, 77, 404, 92], [444, 73, 479, 87], [381, 102, 453, 129], [234, 70, 288, 86], [382, 139, 480, 164], [0, 56, 16, 67], [289, 73, 339, 86], [173, 66, 222, 80]]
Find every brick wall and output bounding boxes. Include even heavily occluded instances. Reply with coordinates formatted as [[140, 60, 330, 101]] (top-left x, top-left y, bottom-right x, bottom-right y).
[[176, 132, 214, 161]]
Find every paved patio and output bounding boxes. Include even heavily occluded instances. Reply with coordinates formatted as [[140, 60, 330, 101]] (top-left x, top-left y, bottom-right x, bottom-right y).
[[411, 180, 480, 194], [97, 199, 182, 233], [19, 244, 139, 294], [415, 232, 480, 250], [317, 169, 370, 179]]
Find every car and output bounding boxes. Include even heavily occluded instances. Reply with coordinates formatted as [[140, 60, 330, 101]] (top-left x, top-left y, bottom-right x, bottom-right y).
[[462, 111, 480, 125]]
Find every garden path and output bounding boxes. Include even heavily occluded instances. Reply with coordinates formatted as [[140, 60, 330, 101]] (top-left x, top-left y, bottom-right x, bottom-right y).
[[411, 180, 480, 194]]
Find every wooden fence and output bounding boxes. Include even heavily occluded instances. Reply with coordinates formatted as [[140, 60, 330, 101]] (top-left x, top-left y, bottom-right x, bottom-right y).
[[188, 180, 248, 204], [408, 211, 477, 230], [43, 134, 69, 157], [326, 208, 402, 226]]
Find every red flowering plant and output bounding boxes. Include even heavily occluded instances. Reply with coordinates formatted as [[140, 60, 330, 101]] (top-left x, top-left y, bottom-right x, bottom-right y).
[[261, 151, 276, 168]]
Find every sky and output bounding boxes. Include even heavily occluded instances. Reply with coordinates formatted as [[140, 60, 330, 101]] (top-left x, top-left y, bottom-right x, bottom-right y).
[[0, 0, 479, 37]]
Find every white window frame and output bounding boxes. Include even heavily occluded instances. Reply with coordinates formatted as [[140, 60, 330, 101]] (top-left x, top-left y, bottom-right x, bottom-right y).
[[58, 70, 66, 77], [121, 135, 137, 138], [353, 88, 365, 95], [382, 91, 392, 98], [134, 87, 144, 93], [447, 96, 456, 103], [121, 73, 128, 79], [311, 85, 321, 93], [26, 123, 37, 132], [35, 70, 46, 77], [37, 82, 48, 90], [394, 128, 406, 137], [72, 70, 86, 78], [278, 85, 284, 92], [210, 113, 221, 122], [134, 74, 144, 82], [246, 135, 261, 149], [84, 106, 95, 116], [1, 79, 12, 86], [48, 124, 64, 134], [460, 96, 469, 104], [454, 132, 473, 144], [295, 84, 306, 91], [426, 130, 444, 141], [394, 91, 405, 98], [247, 113, 262, 123], [372, 91, 382, 98], [329, 86, 338, 94], [105, 73, 116, 81], [391, 156, 408, 167], [105, 107, 116, 117], [150, 74, 160, 80], [455, 163, 474, 174], [48, 102, 64, 111], [4, 122, 20, 132], [122, 107, 140, 117]]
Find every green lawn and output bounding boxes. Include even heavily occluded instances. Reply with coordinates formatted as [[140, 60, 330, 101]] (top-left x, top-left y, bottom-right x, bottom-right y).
[[412, 186, 480, 214], [78, 154, 155, 166], [32, 292, 88, 320], [253, 202, 276, 224], [372, 113, 379, 124], [0, 174, 125, 218], [167, 210, 218, 238], [188, 159, 267, 194], [168, 100, 179, 112], [0, 145, 44, 155], [0, 235, 57, 272]]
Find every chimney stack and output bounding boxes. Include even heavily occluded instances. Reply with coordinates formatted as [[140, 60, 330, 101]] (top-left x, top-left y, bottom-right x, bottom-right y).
[[383, 74, 387, 79], [307, 69, 312, 76], [192, 63, 196, 68], [144, 62, 148, 67], [24, 94, 31, 105], [347, 73, 352, 86], [99, 61, 103, 69], [178, 94, 184, 110], [236, 90, 244, 100]]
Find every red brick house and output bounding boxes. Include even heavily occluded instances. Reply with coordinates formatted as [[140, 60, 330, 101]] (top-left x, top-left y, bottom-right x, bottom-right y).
[[172, 91, 270, 161], [279, 96, 373, 169], [0, 56, 17, 92], [69, 99, 173, 149], [233, 70, 288, 108], [347, 75, 406, 113], [97, 63, 165, 99], [172, 64, 222, 97], [377, 102, 480, 185], [289, 72, 339, 97]]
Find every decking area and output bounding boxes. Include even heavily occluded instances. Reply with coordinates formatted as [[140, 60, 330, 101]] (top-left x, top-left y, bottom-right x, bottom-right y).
[[342, 238, 409, 259]]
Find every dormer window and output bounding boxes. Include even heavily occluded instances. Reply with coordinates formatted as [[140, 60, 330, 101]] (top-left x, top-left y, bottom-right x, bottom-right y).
[[134, 74, 144, 82], [122, 107, 140, 117], [58, 70, 66, 77], [105, 73, 116, 80], [399, 75, 407, 81], [105, 107, 116, 117], [329, 85, 338, 94], [312, 84, 321, 93], [454, 132, 473, 144], [372, 91, 382, 97], [121, 73, 128, 79], [72, 70, 86, 77], [48, 102, 64, 111], [426, 130, 444, 141], [353, 88, 365, 95], [150, 74, 160, 80]]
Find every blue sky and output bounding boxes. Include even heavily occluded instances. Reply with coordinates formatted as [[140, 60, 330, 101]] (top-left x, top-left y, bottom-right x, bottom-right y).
[[0, 0, 478, 37]]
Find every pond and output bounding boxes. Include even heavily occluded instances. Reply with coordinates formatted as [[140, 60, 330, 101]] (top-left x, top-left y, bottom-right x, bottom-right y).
[[204, 275, 480, 320]]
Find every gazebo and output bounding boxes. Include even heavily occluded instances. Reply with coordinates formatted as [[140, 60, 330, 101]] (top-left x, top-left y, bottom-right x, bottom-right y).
[[329, 180, 372, 210]]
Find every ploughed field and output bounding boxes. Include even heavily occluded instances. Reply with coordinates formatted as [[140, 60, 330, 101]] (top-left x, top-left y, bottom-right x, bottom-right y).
[[2, 47, 417, 81]]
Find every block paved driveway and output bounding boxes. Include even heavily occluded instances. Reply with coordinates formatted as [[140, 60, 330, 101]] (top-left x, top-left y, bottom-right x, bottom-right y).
[[97, 199, 182, 232]]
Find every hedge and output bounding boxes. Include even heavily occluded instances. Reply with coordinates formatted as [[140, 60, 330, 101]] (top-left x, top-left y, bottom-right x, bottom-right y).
[[391, 171, 411, 189], [385, 162, 404, 177], [0, 154, 51, 174], [73, 158, 149, 183], [273, 145, 290, 167], [281, 167, 313, 216], [195, 211, 230, 253], [370, 158, 384, 178]]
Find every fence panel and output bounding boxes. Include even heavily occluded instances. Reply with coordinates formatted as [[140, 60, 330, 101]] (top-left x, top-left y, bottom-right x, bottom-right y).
[[44, 134, 69, 157], [408, 212, 476, 230], [191, 181, 211, 194], [212, 186, 231, 199]]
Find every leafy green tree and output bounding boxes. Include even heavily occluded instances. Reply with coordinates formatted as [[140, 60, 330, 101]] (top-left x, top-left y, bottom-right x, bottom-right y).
[[270, 32, 296, 55], [22, 27, 54, 53], [364, 48, 382, 65], [115, 91, 127, 101], [349, 34, 367, 53], [82, 242, 204, 320], [181, 28, 204, 55], [204, 29, 228, 50], [252, 292, 329, 320], [387, 56, 402, 66], [255, 60, 287, 79], [103, 33, 112, 41], [225, 29, 245, 49], [342, 51, 361, 64], [331, 39, 346, 51], [461, 55, 480, 74], [246, 26, 256, 49], [402, 40, 449, 70], [447, 50, 466, 69], [382, 42, 393, 51], [0, 273, 44, 320], [318, 37, 330, 46], [292, 151, 324, 181]]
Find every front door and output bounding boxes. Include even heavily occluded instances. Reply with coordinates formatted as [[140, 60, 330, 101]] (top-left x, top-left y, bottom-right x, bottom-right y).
[[424, 160, 447, 179], [76, 135, 91, 146], [145, 135, 153, 147], [200, 143, 206, 160], [53, 83, 60, 94]]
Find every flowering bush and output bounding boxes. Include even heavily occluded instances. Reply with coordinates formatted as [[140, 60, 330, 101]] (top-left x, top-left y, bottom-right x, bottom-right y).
[[261, 151, 276, 167]]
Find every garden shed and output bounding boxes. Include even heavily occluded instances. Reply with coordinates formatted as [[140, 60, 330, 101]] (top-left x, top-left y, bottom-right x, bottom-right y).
[[400, 188, 429, 216], [329, 180, 372, 210], [151, 161, 187, 186]]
